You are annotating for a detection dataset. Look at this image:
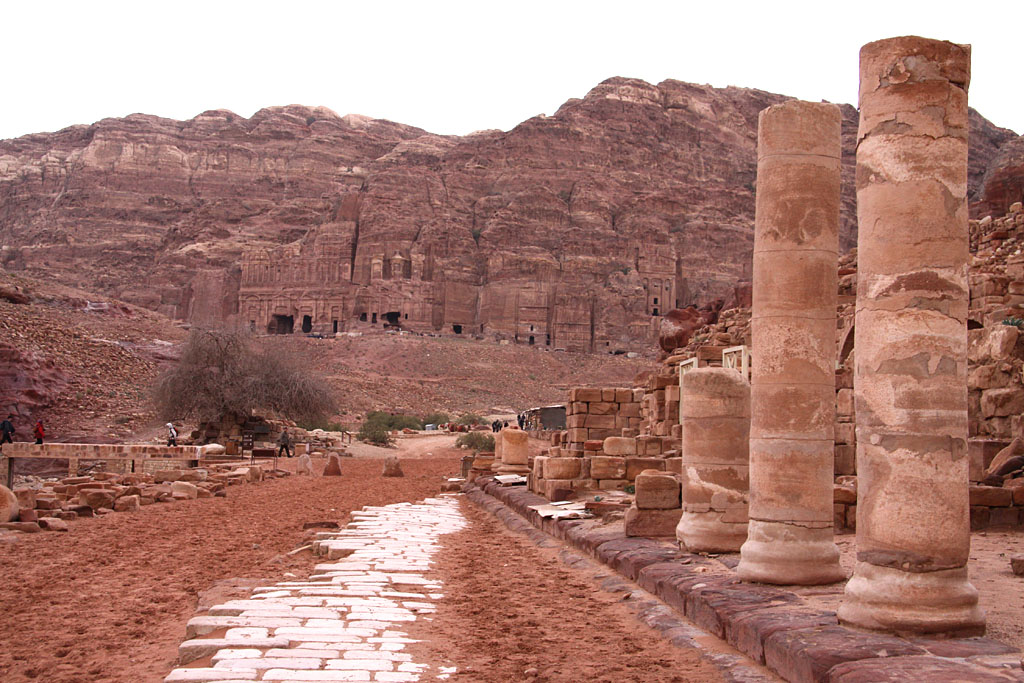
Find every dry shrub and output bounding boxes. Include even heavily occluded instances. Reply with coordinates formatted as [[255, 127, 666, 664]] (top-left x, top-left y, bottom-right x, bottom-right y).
[[153, 329, 337, 424]]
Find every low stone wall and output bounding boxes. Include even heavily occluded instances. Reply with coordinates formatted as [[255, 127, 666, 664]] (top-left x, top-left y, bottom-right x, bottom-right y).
[[565, 387, 642, 448]]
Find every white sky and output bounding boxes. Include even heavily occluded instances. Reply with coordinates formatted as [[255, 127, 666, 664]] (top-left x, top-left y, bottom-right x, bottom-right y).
[[3, 0, 1020, 141]]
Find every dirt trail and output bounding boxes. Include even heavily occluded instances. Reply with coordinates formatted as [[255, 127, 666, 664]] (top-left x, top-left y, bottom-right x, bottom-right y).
[[405, 500, 725, 682], [0, 455, 460, 683]]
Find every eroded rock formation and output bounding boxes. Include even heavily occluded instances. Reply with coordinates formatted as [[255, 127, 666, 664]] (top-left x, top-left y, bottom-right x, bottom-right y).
[[1, 79, 1018, 351]]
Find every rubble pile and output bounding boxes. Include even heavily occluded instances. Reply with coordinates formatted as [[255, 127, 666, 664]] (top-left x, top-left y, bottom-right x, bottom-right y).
[[0, 460, 287, 534]]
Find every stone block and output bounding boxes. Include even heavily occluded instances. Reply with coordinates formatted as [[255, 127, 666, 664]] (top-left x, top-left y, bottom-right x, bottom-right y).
[[618, 402, 640, 417], [603, 437, 636, 456], [763, 626, 926, 683], [637, 436, 663, 456], [625, 457, 665, 480], [114, 494, 141, 512], [584, 414, 615, 429], [634, 472, 680, 509], [665, 457, 683, 475], [846, 505, 857, 531], [567, 414, 586, 428], [970, 506, 991, 530], [588, 402, 615, 415], [170, 481, 199, 499], [154, 470, 188, 483], [615, 388, 633, 402], [37, 517, 68, 531], [543, 458, 582, 480], [836, 388, 854, 417], [597, 479, 628, 491], [543, 479, 577, 502], [573, 388, 603, 402], [78, 488, 116, 510], [567, 428, 588, 443], [1011, 554, 1024, 576], [834, 445, 856, 476], [968, 325, 1019, 363], [980, 387, 1024, 418], [583, 439, 604, 451], [13, 488, 36, 510], [988, 506, 1020, 527], [590, 456, 626, 480], [624, 506, 682, 537], [833, 484, 857, 505], [969, 485, 1013, 507], [835, 422, 855, 445]]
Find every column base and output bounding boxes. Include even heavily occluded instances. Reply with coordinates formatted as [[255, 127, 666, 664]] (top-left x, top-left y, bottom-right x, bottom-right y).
[[838, 561, 985, 636], [676, 510, 747, 553], [737, 519, 846, 585]]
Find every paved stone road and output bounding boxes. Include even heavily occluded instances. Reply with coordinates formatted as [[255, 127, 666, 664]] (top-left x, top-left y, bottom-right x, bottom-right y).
[[165, 496, 466, 682]]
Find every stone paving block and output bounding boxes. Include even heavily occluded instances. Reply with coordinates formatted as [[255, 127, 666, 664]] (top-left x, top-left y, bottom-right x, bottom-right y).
[[215, 658, 324, 670], [164, 668, 258, 682], [726, 609, 837, 665], [262, 671, 371, 681], [763, 626, 926, 683], [211, 648, 263, 660], [911, 637, 1018, 658], [178, 638, 291, 664], [326, 658, 393, 671], [187, 616, 302, 638], [825, 655, 1021, 682]]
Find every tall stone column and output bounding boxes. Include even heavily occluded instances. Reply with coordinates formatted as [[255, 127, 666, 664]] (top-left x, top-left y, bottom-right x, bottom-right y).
[[676, 367, 749, 552], [737, 101, 846, 585], [838, 36, 984, 635]]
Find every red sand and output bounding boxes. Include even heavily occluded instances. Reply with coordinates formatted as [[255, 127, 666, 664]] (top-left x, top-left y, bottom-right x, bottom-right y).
[[0, 455, 460, 682]]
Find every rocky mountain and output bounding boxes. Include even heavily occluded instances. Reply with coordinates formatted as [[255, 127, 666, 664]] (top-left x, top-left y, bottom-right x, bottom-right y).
[[1, 78, 1019, 351]]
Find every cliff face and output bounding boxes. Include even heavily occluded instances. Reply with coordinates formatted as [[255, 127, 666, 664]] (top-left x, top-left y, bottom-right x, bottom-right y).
[[1, 78, 1019, 351]]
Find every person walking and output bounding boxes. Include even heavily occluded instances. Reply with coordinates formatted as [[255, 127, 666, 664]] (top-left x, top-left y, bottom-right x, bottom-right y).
[[0, 414, 14, 445], [277, 428, 292, 458], [33, 420, 45, 445], [166, 422, 178, 447]]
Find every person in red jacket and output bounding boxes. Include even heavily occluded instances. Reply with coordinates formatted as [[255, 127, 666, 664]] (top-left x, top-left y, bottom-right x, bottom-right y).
[[33, 420, 44, 445]]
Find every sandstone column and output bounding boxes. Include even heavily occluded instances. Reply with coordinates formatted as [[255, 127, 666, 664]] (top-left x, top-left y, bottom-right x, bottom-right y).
[[737, 101, 845, 585], [676, 367, 749, 552], [497, 427, 530, 475], [838, 36, 984, 635]]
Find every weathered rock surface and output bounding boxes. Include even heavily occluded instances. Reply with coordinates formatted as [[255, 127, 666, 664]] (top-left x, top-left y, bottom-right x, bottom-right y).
[[0, 485, 20, 522], [2, 79, 1017, 351], [381, 456, 403, 478]]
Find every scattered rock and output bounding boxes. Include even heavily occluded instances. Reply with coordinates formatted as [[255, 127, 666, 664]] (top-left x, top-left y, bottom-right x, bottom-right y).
[[37, 517, 68, 532], [114, 495, 141, 512], [0, 485, 19, 522], [322, 454, 343, 477], [295, 453, 315, 476], [382, 457, 404, 478], [1012, 554, 1024, 576], [78, 488, 116, 510]]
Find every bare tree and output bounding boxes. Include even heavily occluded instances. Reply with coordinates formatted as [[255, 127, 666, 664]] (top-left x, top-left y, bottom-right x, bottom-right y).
[[153, 329, 338, 425]]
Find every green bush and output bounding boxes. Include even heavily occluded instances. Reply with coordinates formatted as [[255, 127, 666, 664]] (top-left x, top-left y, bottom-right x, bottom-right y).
[[455, 432, 495, 452], [422, 412, 450, 426], [456, 413, 484, 426], [364, 411, 423, 431], [1002, 317, 1024, 329], [357, 420, 393, 446]]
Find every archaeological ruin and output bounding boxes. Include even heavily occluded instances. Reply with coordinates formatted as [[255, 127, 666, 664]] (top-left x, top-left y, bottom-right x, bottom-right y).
[[5, 27, 1024, 683]]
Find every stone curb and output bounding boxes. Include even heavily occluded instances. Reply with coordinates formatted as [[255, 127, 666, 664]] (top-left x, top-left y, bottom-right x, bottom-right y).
[[465, 478, 1024, 683]]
